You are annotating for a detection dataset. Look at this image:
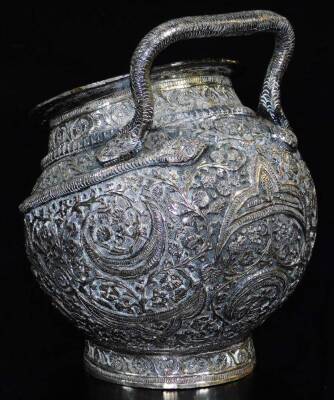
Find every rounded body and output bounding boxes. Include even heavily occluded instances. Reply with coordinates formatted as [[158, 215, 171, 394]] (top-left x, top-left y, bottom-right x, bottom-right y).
[[20, 11, 317, 389]]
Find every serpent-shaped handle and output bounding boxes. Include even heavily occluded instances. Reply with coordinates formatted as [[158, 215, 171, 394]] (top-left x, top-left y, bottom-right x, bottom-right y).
[[97, 10, 295, 165]]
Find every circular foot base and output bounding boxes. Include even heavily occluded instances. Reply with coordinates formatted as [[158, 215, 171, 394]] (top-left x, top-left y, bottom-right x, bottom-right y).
[[84, 338, 255, 389]]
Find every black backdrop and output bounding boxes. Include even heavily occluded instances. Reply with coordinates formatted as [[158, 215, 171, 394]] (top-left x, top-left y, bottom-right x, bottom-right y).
[[2, 1, 333, 399]]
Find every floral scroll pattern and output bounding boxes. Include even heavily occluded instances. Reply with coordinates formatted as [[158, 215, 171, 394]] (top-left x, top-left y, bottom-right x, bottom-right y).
[[22, 70, 317, 387], [24, 139, 316, 351], [84, 337, 255, 388]]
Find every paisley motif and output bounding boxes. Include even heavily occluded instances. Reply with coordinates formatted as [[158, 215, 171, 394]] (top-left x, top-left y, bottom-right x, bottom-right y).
[[217, 157, 306, 256], [21, 28, 317, 388], [216, 213, 306, 280], [213, 268, 289, 329], [81, 193, 166, 278]]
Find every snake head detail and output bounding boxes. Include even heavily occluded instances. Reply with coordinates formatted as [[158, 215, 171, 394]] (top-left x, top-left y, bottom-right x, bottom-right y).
[[96, 129, 142, 166]]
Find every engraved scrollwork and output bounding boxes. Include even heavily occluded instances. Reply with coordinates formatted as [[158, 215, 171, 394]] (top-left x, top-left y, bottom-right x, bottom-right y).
[[23, 121, 316, 357], [209, 142, 247, 171], [72, 114, 95, 140], [216, 157, 306, 256], [21, 13, 317, 387], [84, 337, 255, 388], [45, 75, 242, 166], [33, 148, 99, 193], [213, 268, 289, 331], [81, 193, 166, 278], [271, 214, 305, 267]]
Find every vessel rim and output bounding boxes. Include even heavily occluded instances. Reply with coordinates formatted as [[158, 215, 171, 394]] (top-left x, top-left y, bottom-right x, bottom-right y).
[[32, 58, 238, 121]]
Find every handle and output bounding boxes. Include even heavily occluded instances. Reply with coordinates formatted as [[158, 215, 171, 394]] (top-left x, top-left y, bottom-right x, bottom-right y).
[[97, 10, 295, 165]]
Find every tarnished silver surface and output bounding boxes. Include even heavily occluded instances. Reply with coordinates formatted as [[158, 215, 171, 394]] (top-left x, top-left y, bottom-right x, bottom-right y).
[[20, 10, 317, 389], [84, 337, 255, 389]]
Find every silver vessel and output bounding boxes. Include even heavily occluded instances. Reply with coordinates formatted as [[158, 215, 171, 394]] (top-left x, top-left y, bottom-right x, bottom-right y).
[[20, 10, 317, 389]]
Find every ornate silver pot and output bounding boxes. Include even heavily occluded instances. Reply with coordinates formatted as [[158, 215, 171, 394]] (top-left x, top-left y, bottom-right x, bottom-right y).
[[20, 10, 317, 389]]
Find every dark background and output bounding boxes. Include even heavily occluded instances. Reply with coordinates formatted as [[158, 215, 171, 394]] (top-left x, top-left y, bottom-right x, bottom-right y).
[[1, 1, 332, 399]]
